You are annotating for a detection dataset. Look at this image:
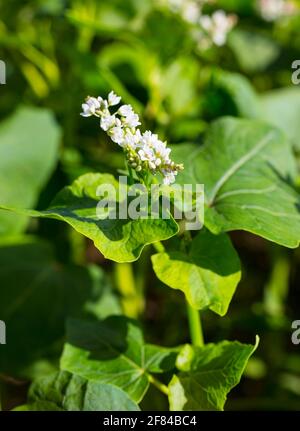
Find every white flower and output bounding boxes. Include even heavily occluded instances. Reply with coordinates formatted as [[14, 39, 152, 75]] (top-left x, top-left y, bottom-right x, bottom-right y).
[[199, 10, 237, 47], [199, 15, 211, 31], [108, 91, 121, 106], [124, 130, 141, 149], [153, 140, 171, 163], [168, 0, 183, 11], [138, 147, 155, 163], [162, 171, 176, 185], [118, 105, 141, 128], [118, 104, 134, 117], [109, 126, 125, 145], [100, 114, 116, 131], [123, 113, 141, 128], [141, 131, 160, 149], [138, 131, 172, 170], [80, 96, 101, 117], [182, 1, 201, 24], [258, 0, 297, 21], [97, 96, 104, 105]]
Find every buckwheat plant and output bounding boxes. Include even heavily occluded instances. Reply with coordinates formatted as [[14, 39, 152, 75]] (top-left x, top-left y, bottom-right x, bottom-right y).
[[3, 89, 266, 412], [2, 0, 300, 414], [81, 91, 183, 186]]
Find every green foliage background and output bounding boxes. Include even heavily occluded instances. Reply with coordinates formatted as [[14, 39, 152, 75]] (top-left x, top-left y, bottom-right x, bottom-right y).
[[0, 0, 300, 411]]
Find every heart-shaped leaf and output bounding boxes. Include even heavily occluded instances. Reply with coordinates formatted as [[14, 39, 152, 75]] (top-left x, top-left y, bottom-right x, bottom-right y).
[[152, 229, 241, 315], [260, 87, 300, 149], [0, 173, 178, 262], [168, 337, 259, 411], [60, 316, 178, 403], [17, 371, 140, 411], [173, 117, 300, 248], [228, 29, 280, 73], [206, 70, 259, 119]]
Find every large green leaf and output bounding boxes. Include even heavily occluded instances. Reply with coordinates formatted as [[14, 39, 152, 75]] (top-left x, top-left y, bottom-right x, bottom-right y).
[[0, 107, 60, 235], [228, 29, 280, 73], [17, 371, 140, 411], [152, 229, 241, 315], [168, 337, 259, 411], [173, 117, 300, 248], [0, 236, 119, 375], [161, 56, 199, 117], [60, 316, 178, 403], [0, 173, 178, 262], [207, 71, 259, 119], [260, 87, 300, 149]]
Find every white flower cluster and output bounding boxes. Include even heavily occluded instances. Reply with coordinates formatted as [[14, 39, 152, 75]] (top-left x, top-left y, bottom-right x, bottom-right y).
[[166, 0, 204, 23], [198, 10, 237, 47], [159, 0, 237, 48], [257, 0, 298, 21], [81, 92, 183, 185]]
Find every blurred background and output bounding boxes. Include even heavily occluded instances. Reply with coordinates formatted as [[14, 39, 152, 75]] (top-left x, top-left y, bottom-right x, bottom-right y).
[[0, 0, 300, 411]]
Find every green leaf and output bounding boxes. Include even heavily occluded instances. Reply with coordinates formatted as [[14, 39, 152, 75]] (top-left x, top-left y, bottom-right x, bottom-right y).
[[66, 4, 129, 35], [0, 107, 60, 235], [0, 236, 120, 375], [152, 229, 241, 316], [0, 173, 178, 262], [161, 57, 199, 116], [207, 71, 259, 119], [173, 117, 300, 248], [60, 316, 178, 403], [228, 29, 280, 73], [260, 87, 300, 149], [168, 337, 259, 411], [18, 371, 140, 411]]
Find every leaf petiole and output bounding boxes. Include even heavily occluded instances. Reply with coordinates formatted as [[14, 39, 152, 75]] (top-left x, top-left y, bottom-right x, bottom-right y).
[[186, 302, 204, 347], [153, 240, 165, 253], [147, 373, 169, 396]]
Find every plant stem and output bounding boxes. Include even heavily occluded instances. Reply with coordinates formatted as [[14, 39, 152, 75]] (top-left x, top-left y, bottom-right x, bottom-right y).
[[115, 263, 142, 318], [153, 240, 165, 253], [264, 245, 290, 317], [126, 160, 134, 185], [186, 302, 204, 347], [147, 373, 169, 396], [69, 228, 86, 265]]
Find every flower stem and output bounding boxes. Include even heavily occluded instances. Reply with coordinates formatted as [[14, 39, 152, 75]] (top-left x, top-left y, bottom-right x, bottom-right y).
[[147, 373, 169, 396], [186, 302, 204, 347], [126, 160, 134, 185]]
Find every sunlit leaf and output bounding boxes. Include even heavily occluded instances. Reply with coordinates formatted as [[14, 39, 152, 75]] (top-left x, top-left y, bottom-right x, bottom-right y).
[[0, 173, 178, 262], [152, 229, 241, 315], [173, 117, 300, 248], [61, 316, 178, 403], [169, 337, 259, 411]]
